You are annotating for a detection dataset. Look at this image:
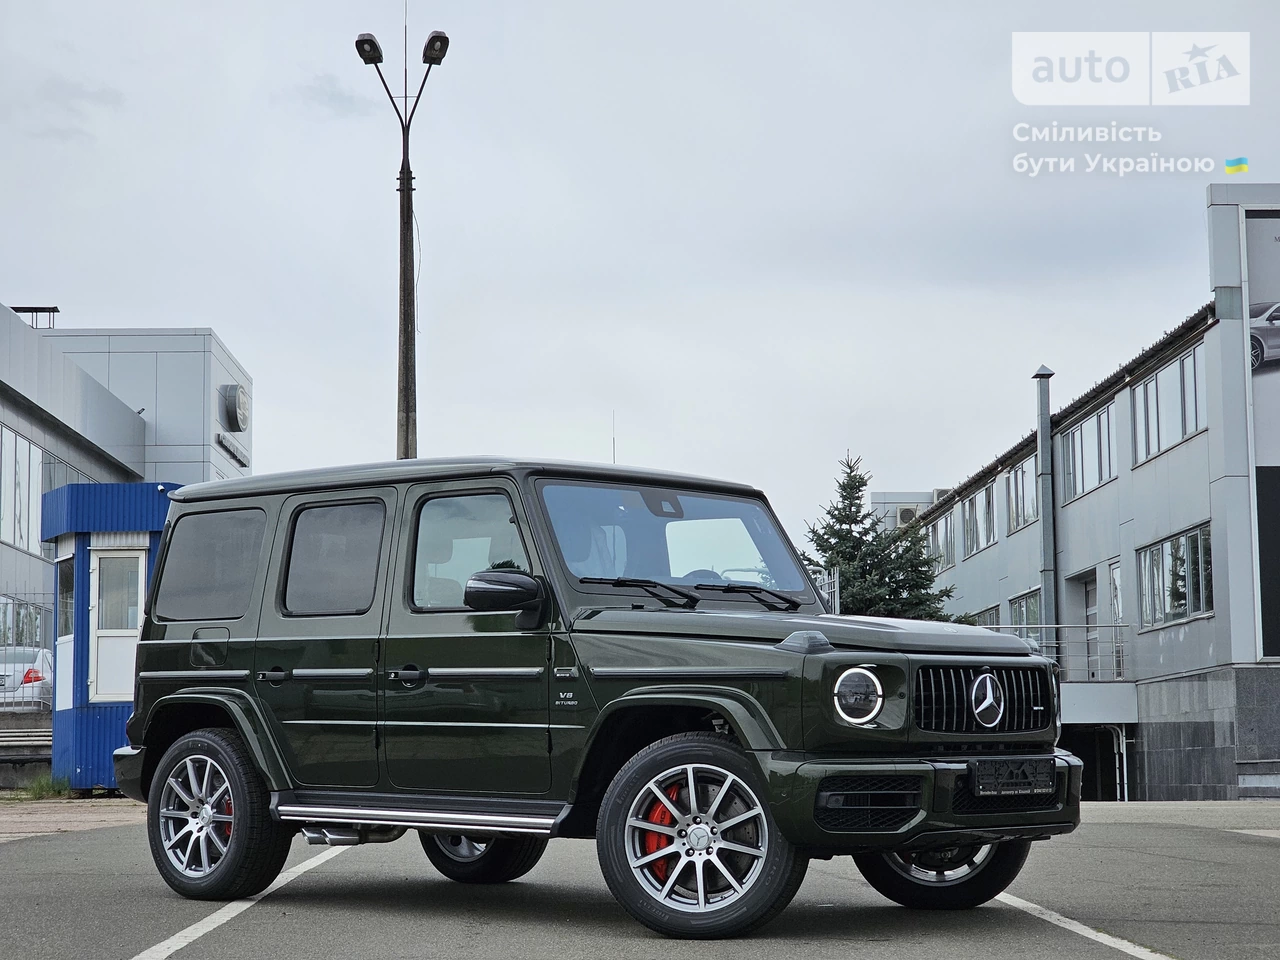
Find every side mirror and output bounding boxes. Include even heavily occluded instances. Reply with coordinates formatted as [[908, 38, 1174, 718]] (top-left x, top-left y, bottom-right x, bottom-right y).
[[464, 570, 548, 629]]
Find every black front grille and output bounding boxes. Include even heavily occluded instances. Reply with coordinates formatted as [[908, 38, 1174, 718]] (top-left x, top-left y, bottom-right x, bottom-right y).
[[815, 775, 923, 832], [951, 775, 1064, 814], [914, 665, 1051, 734]]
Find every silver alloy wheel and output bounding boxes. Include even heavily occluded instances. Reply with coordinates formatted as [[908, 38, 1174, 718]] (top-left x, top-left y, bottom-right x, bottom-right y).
[[433, 835, 490, 862], [885, 843, 996, 884], [157, 754, 235, 879], [1253, 338, 1264, 369], [625, 763, 768, 914]]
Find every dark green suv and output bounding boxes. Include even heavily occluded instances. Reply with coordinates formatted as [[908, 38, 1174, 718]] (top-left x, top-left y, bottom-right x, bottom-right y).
[[115, 458, 1080, 939]]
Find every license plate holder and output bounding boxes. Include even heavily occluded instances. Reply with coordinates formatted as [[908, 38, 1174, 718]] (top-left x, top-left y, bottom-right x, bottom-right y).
[[969, 757, 1056, 796]]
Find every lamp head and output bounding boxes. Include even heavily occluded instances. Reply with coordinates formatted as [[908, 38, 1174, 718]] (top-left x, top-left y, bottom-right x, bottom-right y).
[[423, 31, 449, 65], [355, 33, 384, 66]]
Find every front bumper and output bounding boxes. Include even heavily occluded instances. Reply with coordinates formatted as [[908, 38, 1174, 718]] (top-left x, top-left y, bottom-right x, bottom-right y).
[[113, 745, 146, 803], [765, 748, 1082, 852]]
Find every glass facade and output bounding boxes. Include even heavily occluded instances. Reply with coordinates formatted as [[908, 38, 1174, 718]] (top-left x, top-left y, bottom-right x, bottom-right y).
[[0, 424, 96, 557], [0, 596, 49, 648]]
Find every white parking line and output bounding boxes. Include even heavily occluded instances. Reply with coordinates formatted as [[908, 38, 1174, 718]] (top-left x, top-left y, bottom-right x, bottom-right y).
[[998, 893, 1178, 960], [1230, 829, 1280, 840], [129, 847, 347, 960]]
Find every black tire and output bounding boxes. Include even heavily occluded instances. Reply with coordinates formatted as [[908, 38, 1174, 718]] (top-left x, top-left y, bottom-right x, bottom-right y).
[[146, 727, 294, 900], [596, 732, 808, 939], [1253, 336, 1265, 370], [419, 832, 548, 883], [853, 839, 1032, 910]]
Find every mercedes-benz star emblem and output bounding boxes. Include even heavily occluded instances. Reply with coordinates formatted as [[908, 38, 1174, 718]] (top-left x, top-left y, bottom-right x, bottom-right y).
[[969, 672, 1005, 728]]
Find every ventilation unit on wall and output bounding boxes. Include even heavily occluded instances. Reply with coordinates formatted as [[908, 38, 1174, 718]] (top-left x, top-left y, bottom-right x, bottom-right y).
[[932, 488, 952, 503], [897, 506, 919, 526]]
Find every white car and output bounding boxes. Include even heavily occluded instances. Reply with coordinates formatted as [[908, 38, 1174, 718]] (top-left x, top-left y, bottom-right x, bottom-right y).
[[0, 647, 53, 711]]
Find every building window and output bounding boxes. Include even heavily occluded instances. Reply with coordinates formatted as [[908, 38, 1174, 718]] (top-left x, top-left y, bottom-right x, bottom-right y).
[[1063, 401, 1117, 500], [973, 605, 1000, 627], [1133, 344, 1207, 464], [1010, 590, 1041, 641], [961, 483, 996, 557], [926, 511, 955, 572], [1108, 560, 1122, 623], [0, 596, 49, 647], [1006, 455, 1038, 533], [1138, 525, 1212, 628]]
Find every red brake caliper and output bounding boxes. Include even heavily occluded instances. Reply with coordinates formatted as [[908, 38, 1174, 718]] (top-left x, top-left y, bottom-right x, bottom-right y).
[[221, 797, 233, 841], [642, 784, 682, 882]]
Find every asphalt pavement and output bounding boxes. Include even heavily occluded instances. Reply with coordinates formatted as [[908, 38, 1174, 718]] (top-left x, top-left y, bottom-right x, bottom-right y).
[[2, 801, 1278, 960]]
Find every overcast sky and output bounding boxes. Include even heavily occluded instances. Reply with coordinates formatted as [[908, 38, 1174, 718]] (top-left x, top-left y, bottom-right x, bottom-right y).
[[1, 1, 1273, 546]]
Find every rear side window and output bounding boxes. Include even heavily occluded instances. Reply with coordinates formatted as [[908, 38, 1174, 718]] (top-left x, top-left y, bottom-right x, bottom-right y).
[[154, 509, 267, 621], [284, 502, 386, 616]]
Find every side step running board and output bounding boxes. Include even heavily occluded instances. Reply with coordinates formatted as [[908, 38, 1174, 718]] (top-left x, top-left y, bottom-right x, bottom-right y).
[[277, 803, 556, 836]]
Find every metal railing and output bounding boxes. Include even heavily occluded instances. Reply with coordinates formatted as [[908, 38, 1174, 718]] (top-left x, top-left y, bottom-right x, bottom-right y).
[[810, 567, 841, 615], [989, 623, 1130, 682]]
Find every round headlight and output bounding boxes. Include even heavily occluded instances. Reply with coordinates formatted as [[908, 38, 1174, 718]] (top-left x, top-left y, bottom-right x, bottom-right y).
[[834, 667, 884, 725]]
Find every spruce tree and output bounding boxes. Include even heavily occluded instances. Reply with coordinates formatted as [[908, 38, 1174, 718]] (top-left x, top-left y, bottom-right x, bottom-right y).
[[806, 456, 959, 621]]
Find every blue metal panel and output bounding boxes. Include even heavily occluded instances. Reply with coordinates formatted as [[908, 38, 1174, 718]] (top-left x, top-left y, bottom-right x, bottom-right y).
[[51, 709, 74, 782], [65, 704, 132, 790], [42, 482, 181, 542]]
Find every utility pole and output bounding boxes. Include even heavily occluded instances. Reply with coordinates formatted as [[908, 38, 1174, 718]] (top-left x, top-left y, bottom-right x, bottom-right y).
[[397, 124, 416, 459], [356, 30, 449, 459]]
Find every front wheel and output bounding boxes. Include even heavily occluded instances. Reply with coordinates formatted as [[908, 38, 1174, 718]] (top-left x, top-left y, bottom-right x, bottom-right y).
[[596, 732, 808, 939], [419, 832, 548, 883], [1253, 336, 1265, 370], [853, 840, 1031, 910]]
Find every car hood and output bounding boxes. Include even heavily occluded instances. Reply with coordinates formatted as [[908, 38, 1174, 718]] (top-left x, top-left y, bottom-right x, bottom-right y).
[[571, 607, 1032, 656]]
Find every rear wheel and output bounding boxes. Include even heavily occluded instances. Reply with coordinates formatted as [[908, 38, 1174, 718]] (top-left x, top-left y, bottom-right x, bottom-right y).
[[853, 840, 1031, 909], [596, 732, 808, 939], [419, 832, 547, 883], [147, 728, 293, 900]]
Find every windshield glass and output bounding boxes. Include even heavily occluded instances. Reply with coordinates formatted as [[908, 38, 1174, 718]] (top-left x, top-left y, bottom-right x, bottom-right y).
[[539, 480, 811, 595]]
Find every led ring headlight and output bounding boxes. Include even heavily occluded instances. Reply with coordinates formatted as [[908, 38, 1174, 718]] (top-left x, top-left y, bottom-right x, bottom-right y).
[[834, 666, 884, 725]]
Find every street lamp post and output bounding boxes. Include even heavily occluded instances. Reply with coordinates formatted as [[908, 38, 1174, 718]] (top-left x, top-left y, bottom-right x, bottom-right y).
[[355, 30, 449, 460]]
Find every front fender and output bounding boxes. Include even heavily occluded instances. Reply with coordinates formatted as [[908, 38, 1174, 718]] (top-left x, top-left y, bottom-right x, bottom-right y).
[[144, 688, 292, 792], [595, 685, 787, 752]]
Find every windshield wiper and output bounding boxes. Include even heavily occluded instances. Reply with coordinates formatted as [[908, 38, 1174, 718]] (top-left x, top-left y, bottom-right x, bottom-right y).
[[694, 582, 802, 611], [578, 577, 701, 609]]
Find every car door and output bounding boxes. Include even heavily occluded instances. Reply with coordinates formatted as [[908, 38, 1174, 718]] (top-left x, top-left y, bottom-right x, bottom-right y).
[[381, 479, 552, 794], [254, 487, 397, 788]]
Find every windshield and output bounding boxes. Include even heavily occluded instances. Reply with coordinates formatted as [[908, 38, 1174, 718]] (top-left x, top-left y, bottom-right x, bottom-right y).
[[1251, 301, 1278, 319], [539, 480, 811, 596]]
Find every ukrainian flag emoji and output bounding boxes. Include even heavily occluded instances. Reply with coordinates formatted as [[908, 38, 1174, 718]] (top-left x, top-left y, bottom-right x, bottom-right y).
[[1226, 157, 1249, 174]]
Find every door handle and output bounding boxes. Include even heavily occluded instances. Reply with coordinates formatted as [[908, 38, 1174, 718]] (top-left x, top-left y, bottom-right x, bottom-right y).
[[387, 665, 426, 684], [256, 668, 289, 684]]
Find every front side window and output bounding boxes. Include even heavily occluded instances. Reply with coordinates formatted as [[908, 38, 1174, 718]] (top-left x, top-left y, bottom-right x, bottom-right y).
[[284, 502, 386, 616], [413, 494, 529, 609], [1138, 525, 1212, 628], [540, 481, 809, 596], [155, 509, 268, 621], [961, 483, 996, 557]]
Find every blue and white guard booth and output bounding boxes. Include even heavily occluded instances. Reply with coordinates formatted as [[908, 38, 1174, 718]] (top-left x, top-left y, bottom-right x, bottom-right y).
[[43, 482, 176, 790]]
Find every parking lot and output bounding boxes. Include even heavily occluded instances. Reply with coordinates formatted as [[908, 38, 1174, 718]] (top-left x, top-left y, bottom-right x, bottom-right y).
[[2, 800, 1278, 960]]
